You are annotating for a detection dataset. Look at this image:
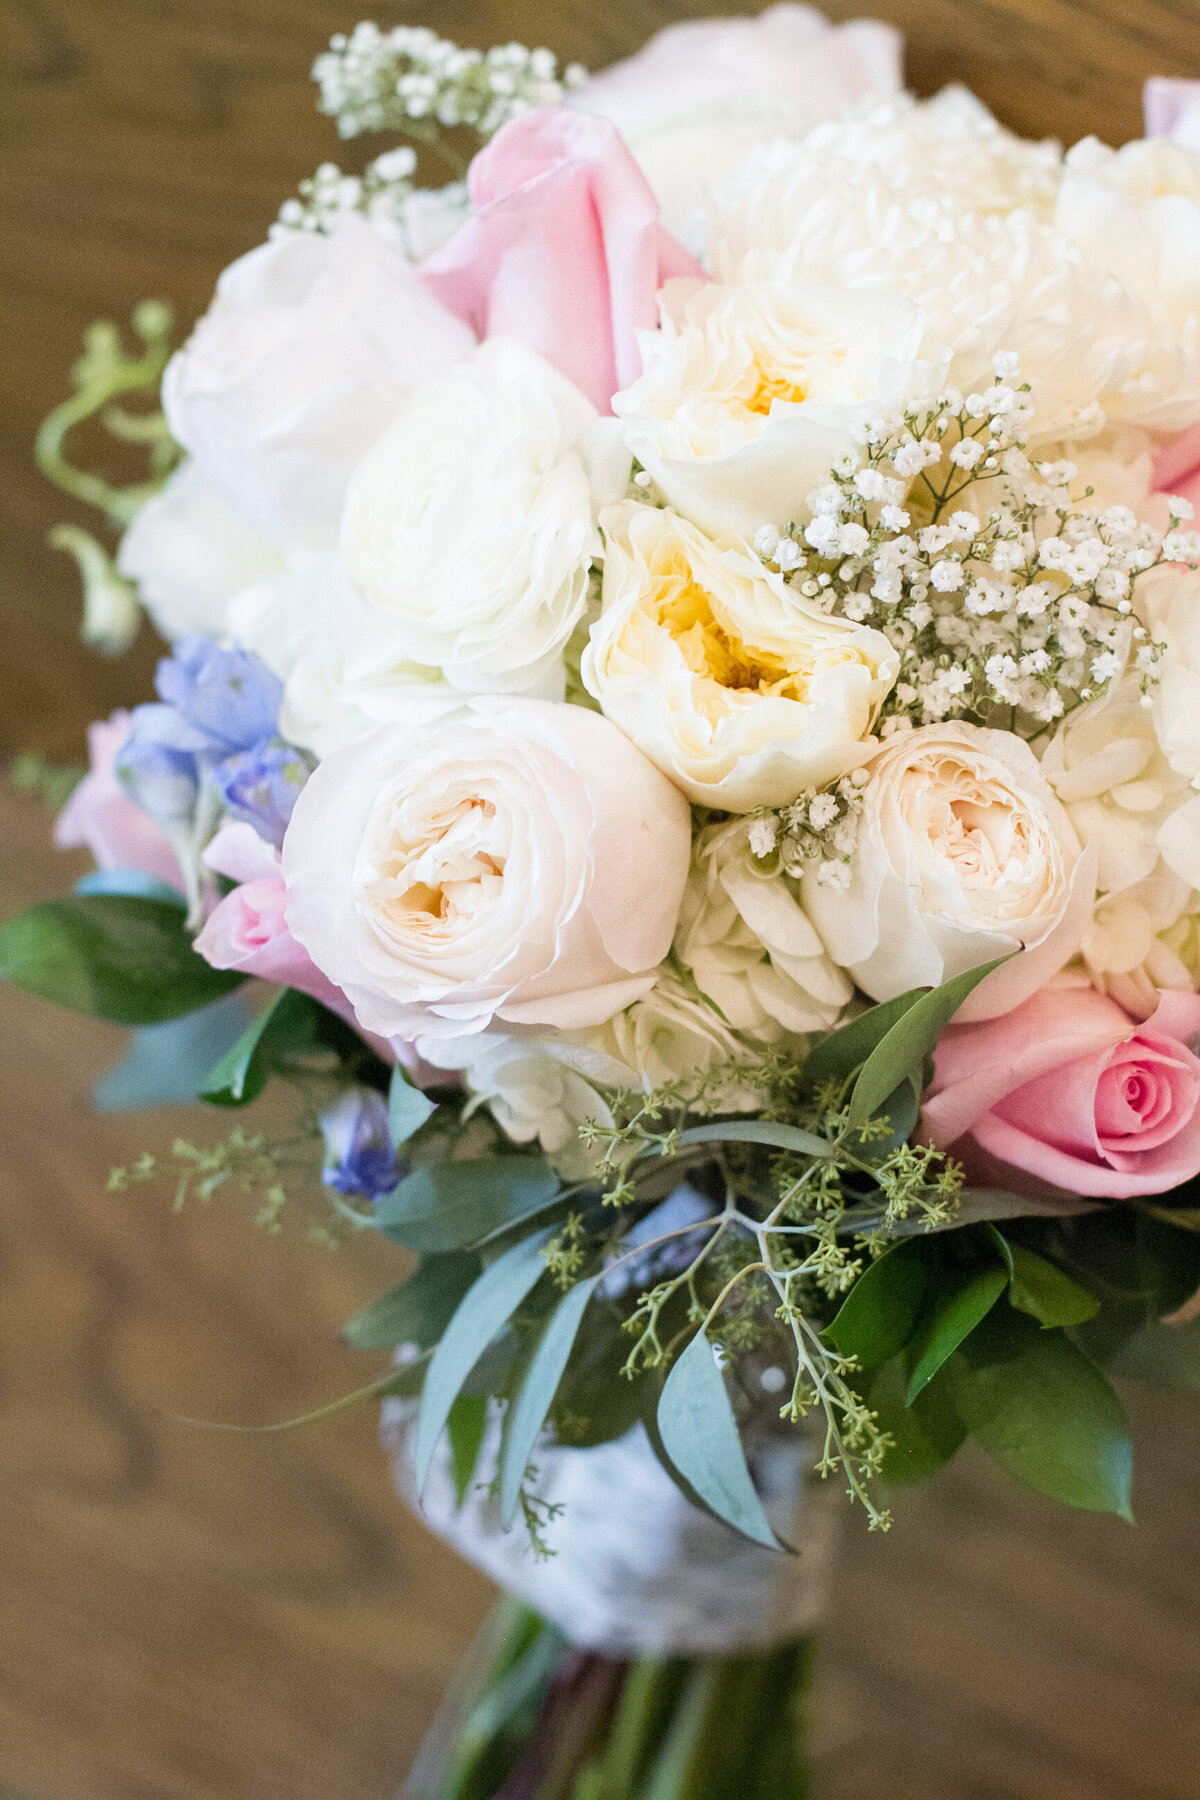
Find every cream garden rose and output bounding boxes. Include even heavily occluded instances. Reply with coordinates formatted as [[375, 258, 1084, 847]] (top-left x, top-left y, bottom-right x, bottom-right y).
[[675, 817, 852, 1037], [613, 279, 933, 543], [341, 338, 628, 695], [282, 695, 691, 1039], [582, 501, 896, 809], [802, 721, 1090, 1017]]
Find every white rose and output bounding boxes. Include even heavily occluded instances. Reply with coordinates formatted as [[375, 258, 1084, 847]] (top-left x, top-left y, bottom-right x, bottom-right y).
[[574, 4, 901, 253], [227, 552, 446, 759], [613, 279, 933, 543], [116, 458, 284, 640], [414, 1031, 614, 1181], [162, 216, 475, 547], [341, 339, 627, 695], [282, 696, 691, 1040], [675, 817, 852, 1037], [583, 501, 897, 810], [803, 721, 1091, 1018]]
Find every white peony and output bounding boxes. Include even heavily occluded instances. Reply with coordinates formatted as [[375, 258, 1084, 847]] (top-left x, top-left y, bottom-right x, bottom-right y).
[[674, 817, 851, 1037], [803, 721, 1090, 1018], [341, 339, 627, 695], [574, 4, 902, 254], [583, 501, 897, 809], [162, 216, 475, 547], [282, 696, 692, 1040], [117, 458, 284, 641], [613, 279, 935, 542]]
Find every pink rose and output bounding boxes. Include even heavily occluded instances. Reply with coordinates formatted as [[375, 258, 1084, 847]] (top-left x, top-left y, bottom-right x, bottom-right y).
[[421, 107, 703, 414], [1145, 77, 1200, 154], [54, 711, 183, 890], [1152, 421, 1200, 524], [922, 983, 1200, 1199]]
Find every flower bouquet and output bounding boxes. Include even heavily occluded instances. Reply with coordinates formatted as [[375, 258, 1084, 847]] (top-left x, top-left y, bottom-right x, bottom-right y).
[[12, 8, 1200, 1793]]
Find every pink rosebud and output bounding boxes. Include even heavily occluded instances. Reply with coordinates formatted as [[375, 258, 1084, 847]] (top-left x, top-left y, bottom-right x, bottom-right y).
[[421, 107, 703, 413], [922, 983, 1200, 1200], [54, 711, 183, 889], [1152, 421, 1200, 526]]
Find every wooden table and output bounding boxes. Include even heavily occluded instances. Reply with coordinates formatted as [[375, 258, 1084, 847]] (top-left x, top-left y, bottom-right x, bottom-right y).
[[2, 5, 1200, 1796]]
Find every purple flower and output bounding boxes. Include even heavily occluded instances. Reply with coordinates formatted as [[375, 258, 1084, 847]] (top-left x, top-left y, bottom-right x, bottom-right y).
[[320, 1088, 401, 1203], [214, 739, 314, 848]]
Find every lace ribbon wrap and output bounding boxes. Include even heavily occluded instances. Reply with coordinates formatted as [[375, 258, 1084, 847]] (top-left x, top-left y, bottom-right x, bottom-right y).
[[381, 1405, 842, 1657]]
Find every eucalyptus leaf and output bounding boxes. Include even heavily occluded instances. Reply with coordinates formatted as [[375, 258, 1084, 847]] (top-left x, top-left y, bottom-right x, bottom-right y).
[[500, 1273, 602, 1526], [92, 990, 251, 1112], [447, 1394, 488, 1507], [824, 1239, 929, 1371], [342, 1251, 481, 1351], [201, 986, 321, 1106], [415, 1227, 553, 1493], [948, 1308, 1134, 1519], [906, 1264, 1008, 1403], [674, 1119, 830, 1159], [0, 894, 242, 1023], [1007, 1243, 1099, 1329], [801, 987, 927, 1093], [656, 1333, 780, 1549], [373, 1156, 562, 1253], [389, 1064, 437, 1148], [847, 958, 1007, 1128]]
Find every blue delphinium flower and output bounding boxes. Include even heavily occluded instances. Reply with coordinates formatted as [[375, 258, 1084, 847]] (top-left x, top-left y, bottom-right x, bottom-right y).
[[215, 739, 314, 848], [319, 1088, 401, 1204], [154, 637, 283, 751]]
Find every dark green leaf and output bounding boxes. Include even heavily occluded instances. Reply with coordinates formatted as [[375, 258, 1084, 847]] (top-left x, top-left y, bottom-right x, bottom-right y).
[[906, 1265, 1008, 1402], [1007, 1243, 1099, 1329], [0, 894, 242, 1023], [825, 1240, 929, 1371], [867, 1356, 966, 1484], [674, 1120, 829, 1158], [847, 958, 1007, 1128], [341, 1251, 481, 1351], [92, 990, 251, 1112], [656, 1332, 780, 1548], [801, 988, 928, 1093], [857, 1077, 919, 1160], [415, 1227, 553, 1492], [201, 987, 321, 1106], [389, 1064, 437, 1148], [447, 1394, 488, 1506], [948, 1308, 1134, 1519], [500, 1274, 601, 1526], [1136, 1210, 1200, 1316], [373, 1156, 562, 1253]]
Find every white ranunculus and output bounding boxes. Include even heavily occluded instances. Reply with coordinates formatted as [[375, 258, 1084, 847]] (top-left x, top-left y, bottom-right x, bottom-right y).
[[675, 817, 851, 1037], [583, 502, 897, 810], [414, 1031, 615, 1181], [282, 696, 692, 1040], [573, 4, 902, 254], [116, 459, 284, 640], [227, 552, 448, 759], [341, 339, 626, 695], [162, 217, 475, 548], [566, 966, 764, 1106], [614, 279, 935, 542], [803, 722, 1090, 1018]]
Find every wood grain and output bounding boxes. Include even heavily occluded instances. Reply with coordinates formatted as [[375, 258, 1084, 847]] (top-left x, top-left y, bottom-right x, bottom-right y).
[[2, 4, 1200, 1796]]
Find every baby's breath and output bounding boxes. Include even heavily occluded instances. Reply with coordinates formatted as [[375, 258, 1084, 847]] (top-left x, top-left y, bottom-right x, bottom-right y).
[[747, 773, 868, 889]]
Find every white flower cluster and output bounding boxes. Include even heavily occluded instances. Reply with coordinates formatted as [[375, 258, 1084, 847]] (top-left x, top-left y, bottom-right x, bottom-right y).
[[313, 23, 587, 141], [755, 360, 1196, 735], [746, 775, 868, 889], [273, 151, 469, 260]]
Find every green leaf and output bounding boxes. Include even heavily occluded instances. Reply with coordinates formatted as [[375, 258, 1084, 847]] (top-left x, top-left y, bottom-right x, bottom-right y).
[[674, 1119, 830, 1159], [857, 1076, 919, 1161], [341, 1251, 481, 1351], [0, 894, 242, 1023], [91, 990, 251, 1112], [447, 1394, 488, 1507], [656, 1332, 780, 1549], [867, 1355, 966, 1484], [200, 987, 321, 1106], [372, 1156, 562, 1253], [388, 1064, 437, 1147], [801, 987, 928, 1093], [824, 1239, 929, 1371], [906, 1264, 1008, 1402], [847, 958, 1007, 1128], [500, 1273, 601, 1526], [948, 1308, 1134, 1518], [414, 1228, 553, 1493], [1006, 1243, 1099, 1329]]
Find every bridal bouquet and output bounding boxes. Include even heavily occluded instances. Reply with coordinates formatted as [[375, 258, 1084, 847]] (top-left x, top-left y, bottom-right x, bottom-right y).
[[12, 8, 1200, 1793]]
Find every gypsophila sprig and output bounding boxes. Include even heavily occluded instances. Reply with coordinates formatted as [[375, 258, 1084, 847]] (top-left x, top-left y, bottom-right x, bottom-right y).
[[273, 151, 469, 257], [755, 358, 1193, 736], [747, 773, 869, 889]]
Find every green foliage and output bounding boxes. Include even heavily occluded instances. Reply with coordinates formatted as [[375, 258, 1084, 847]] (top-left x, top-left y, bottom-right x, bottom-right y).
[[499, 1274, 602, 1527], [201, 988, 327, 1106], [824, 1239, 928, 1371], [845, 958, 1007, 1128], [373, 1156, 563, 1253], [389, 1063, 438, 1146], [867, 1356, 966, 1485], [93, 991, 252, 1112], [0, 893, 242, 1023], [1006, 1241, 1100, 1329], [905, 1264, 1008, 1402], [447, 1394, 489, 1507], [656, 1331, 781, 1549], [342, 1251, 481, 1351]]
